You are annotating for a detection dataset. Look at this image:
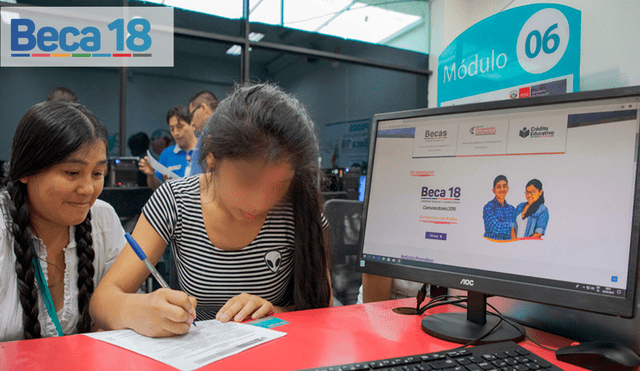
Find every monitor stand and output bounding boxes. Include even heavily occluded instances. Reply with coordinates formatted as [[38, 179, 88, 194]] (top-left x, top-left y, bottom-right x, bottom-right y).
[[421, 291, 525, 344]]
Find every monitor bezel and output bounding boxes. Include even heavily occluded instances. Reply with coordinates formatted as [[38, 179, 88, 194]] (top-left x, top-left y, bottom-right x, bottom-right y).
[[356, 86, 640, 318]]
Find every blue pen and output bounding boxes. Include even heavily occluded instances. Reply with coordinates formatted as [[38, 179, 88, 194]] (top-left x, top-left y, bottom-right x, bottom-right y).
[[124, 233, 196, 327]]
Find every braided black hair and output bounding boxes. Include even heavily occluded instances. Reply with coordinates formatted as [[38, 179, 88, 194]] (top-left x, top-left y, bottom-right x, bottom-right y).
[[74, 212, 95, 334], [3, 101, 107, 338], [6, 180, 41, 339]]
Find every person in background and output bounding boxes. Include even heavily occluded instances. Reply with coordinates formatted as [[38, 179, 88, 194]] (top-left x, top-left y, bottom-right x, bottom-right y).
[[138, 105, 197, 191], [90, 82, 332, 338], [127, 132, 151, 187], [47, 87, 78, 103], [0, 86, 79, 188], [185, 90, 219, 176], [0, 101, 125, 342], [188, 90, 218, 135]]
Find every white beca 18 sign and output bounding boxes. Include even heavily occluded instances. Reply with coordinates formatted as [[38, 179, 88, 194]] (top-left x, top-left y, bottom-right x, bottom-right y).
[[1, 7, 173, 67]]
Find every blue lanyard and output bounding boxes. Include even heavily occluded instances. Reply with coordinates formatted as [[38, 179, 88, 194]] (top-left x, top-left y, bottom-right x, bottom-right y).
[[32, 252, 64, 337]]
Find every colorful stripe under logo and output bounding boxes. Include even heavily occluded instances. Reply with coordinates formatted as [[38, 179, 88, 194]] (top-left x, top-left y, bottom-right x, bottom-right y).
[[10, 53, 152, 57]]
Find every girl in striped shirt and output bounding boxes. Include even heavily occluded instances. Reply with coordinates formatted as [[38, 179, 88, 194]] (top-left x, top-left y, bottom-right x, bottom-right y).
[[91, 83, 332, 337]]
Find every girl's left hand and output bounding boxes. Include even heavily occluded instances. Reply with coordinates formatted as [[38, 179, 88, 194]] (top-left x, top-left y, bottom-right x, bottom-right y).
[[216, 293, 274, 323]]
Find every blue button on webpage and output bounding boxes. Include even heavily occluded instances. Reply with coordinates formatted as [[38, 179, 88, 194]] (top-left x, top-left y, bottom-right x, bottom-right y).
[[426, 232, 447, 241]]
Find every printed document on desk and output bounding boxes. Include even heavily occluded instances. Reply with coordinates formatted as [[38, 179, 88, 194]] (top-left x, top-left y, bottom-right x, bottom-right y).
[[147, 150, 181, 179], [84, 320, 286, 370]]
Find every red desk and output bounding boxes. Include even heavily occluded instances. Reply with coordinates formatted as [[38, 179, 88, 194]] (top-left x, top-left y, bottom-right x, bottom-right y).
[[1, 298, 587, 371]]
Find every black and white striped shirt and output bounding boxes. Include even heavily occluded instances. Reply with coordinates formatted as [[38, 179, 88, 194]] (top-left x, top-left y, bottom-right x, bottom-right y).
[[143, 175, 300, 320]]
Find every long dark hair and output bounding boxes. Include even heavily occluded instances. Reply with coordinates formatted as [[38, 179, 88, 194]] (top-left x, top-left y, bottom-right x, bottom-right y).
[[198, 82, 331, 310], [524, 179, 545, 219], [2, 101, 107, 339]]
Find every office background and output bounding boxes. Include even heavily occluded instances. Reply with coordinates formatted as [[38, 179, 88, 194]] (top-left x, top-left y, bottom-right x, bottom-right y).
[[1, 0, 638, 163], [1, 0, 640, 354], [0, 0, 430, 164]]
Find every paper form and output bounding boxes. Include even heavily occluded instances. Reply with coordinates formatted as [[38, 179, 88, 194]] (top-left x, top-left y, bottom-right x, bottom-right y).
[[146, 150, 181, 179], [84, 320, 286, 370]]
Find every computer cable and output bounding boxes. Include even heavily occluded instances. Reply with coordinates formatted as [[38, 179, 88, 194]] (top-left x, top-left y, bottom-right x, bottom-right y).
[[416, 294, 558, 352], [415, 294, 504, 348], [417, 294, 468, 315], [466, 300, 558, 352], [416, 284, 428, 313], [469, 302, 557, 351], [482, 301, 559, 352]]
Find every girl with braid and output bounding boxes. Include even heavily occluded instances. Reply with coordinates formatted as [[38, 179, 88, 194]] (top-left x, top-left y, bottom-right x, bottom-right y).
[[0, 101, 125, 341], [92, 82, 332, 337]]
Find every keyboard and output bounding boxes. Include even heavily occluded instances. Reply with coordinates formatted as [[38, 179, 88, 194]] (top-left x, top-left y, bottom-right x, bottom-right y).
[[302, 341, 564, 371]]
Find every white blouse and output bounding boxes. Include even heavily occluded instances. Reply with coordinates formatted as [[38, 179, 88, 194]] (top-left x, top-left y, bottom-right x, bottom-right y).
[[0, 196, 125, 342], [516, 214, 527, 239]]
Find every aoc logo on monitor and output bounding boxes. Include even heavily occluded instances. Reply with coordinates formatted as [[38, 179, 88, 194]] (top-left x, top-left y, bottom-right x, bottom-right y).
[[1, 7, 173, 67], [460, 279, 475, 286]]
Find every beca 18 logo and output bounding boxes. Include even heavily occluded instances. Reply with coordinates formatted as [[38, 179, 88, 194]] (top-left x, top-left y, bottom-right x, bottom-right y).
[[11, 18, 151, 52]]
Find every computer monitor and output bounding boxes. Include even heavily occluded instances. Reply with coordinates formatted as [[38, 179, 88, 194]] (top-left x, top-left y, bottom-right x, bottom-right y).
[[107, 157, 141, 187], [98, 186, 153, 233], [357, 86, 640, 345]]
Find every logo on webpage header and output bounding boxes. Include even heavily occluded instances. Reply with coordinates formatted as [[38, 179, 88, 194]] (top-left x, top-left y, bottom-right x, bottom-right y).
[[519, 126, 555, 139], [424, 129, 447, 139], [469, 125, 497, 136]]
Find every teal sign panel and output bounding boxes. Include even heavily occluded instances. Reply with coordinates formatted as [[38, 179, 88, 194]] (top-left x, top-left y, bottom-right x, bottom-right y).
[[437, 4, 581, 106]]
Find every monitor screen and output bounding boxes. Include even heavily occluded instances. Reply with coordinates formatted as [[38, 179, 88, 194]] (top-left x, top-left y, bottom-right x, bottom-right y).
[[357, 86, 640, 343]]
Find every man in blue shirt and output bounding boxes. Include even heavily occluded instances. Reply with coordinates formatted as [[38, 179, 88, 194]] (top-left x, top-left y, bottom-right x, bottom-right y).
[[139, 105, 198, 190], [483, 175, 515, 240], [185, 90, 219, 176]]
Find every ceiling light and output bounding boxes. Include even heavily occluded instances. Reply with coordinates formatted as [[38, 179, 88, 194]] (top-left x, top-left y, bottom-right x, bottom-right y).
[[226, 45, 242, 56], [248, 32, 265, 42]]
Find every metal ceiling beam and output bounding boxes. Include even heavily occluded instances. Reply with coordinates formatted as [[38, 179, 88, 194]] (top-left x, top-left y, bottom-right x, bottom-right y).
[[241, 0, 251, 82], [252, 39, 431, 76], [174, 27, 431, 77]]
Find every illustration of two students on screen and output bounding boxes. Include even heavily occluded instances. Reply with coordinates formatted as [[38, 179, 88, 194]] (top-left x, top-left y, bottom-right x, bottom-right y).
[[482, 175, 549, 242]]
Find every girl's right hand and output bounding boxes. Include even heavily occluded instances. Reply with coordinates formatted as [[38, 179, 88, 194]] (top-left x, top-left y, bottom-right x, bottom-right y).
[[131, 288, 197, 338]]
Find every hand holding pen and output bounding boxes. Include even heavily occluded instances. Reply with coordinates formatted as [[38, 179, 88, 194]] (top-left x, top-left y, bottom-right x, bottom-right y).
[[125, 233, 197, 328]]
